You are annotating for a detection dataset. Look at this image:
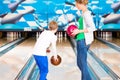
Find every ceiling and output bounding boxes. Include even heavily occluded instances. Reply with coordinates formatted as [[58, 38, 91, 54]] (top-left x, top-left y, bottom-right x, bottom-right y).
[[0, 0, 119, 31]]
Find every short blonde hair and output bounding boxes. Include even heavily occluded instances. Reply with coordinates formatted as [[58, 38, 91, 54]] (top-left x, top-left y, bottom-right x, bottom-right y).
[[75, 0, 88, 5], [49, 21, 58, 30]]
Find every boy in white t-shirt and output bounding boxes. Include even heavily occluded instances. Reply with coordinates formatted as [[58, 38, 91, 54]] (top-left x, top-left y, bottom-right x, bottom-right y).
[[33, 21, 58, 80]]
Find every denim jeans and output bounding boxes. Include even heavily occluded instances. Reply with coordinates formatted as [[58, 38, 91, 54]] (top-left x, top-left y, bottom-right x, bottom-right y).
[[33, 55, 48, 80], [76, 39, 91, 80]]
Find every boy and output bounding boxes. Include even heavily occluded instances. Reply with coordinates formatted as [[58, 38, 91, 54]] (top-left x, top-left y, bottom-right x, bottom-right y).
[[33, 21, 58, 80]]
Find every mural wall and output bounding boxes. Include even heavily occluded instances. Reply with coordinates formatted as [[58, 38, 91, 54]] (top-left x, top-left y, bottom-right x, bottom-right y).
[[0, 0, 120, 31]]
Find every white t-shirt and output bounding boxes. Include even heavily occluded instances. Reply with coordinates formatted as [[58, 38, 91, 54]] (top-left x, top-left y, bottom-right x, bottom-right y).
[[82, 10, 96, 45], [33, 30, 57, 56]]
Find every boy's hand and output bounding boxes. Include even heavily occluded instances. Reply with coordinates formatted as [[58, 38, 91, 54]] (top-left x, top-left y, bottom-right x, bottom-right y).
[[53, 55, 58, 61]]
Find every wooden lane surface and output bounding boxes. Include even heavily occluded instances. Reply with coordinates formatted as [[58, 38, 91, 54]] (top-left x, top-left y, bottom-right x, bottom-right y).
[[47, 37, 81, 80], [90, 39, 120, 77], [0, 37, 35, 80]]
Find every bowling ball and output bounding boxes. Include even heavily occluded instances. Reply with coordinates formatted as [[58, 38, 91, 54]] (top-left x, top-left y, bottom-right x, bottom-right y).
[[50, 55, 62, 66], [66, 25, 78, 37], [46, 49, 51, 53]]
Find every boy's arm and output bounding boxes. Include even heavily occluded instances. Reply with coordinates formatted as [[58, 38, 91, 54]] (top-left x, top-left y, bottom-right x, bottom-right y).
[[47, 43, 51, 49], [51, 39, 57, 59]]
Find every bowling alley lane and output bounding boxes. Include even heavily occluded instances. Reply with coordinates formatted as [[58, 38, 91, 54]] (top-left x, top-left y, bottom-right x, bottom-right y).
[[0, 37, 18, 47], [47, 37, 81, 80], [101, 37, 120, 47], [0, 37, 10, 47], [0, 37, 35, 80], [0, 35, 82, 80], [90, 39, 120, 77]]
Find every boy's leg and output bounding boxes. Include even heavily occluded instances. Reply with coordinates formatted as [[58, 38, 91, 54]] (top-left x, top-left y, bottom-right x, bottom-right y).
[[33, 55, 48, 80]]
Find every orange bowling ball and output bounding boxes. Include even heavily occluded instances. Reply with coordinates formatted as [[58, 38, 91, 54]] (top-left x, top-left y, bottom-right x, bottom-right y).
[[50, 55, 62, 66]]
